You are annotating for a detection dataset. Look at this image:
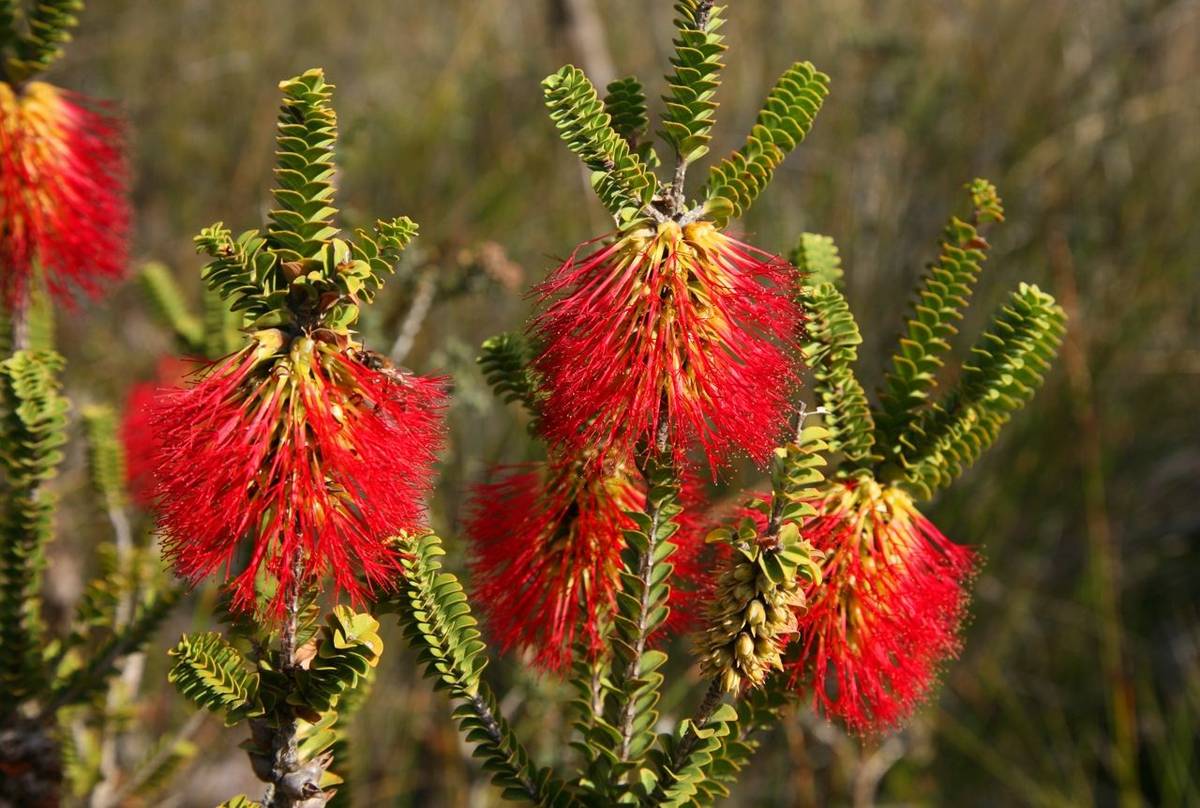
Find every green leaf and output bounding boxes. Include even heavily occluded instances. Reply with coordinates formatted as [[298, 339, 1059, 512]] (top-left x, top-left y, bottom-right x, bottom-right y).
[[81, 405, 128, 513], [196, 223, 277, 321], [387, 532, 577, 806], [874, 180, 1005, 464], [802, 278, 878, 471], [685, 681, 792, 804], [290, 606, 383, 714], [50, 585, 181, 710], [659, 1, 727, 166], [478, 331, 542, 416], [704, 61, 829, 224], [543, 64, 658, 222], [900, 283, 1066, 498], [348, 216, 419, 305], [6, 0, 83, 83], [126, 734, 199, 802], [197, 69, 418, 330], [604, 76, 649, 147], [791, 232, 844, 288], [167, 631, 262, 725], [581, 455, 681, 802], [0, 1, 18, 54], [217, 796, 263, 808], [0, 350, 68, 703], [139, 261, 205, 354], [268, 69, 340, 262], [202, 283, 245, 358]]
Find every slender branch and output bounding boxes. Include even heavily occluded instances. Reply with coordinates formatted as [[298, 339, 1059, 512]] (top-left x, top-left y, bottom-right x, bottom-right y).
[[851, 735, 907, 808], [669, 159, 689, 216], [264, 556, 307, 808], [12, 303, 29, 351], [588, 661, 605, 723], [642, 679, 727, 806], [667, 679, 724, 777], [39, 588, 179, 720], [389, 271, 437, 364], [91, 503, 144, 808], [467, 692, 544, 804], [615, 475, 666, 763], [614, 417, 675, 768], [104, 712, 207, 808], [762, 404, 817, 549]]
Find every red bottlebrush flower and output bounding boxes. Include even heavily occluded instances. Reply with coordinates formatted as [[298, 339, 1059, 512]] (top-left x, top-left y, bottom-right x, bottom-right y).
[[467, 457, 710, 670], [532, 220, 801, 471], [467, 457, 640, 670], [121, 356, 194, 507], [790, 480, 976, 733], [151, 332, 445, 615], [0, 81, 128, 305]]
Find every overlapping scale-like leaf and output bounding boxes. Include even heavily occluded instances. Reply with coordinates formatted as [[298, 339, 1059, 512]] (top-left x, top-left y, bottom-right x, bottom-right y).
[[5, 0, 83, 82], [901, 283, 1066, 498], [705, 61, 829, 224], [291, 607, 383, 714], [0, 350, 68, 700], [543, 65, 658, 223], [803, 282, 878, 470], [659, 1, 726, 165], [390, 532, 576, 807], [167, 631, 262, 726], [874, 180, 1004, 464]]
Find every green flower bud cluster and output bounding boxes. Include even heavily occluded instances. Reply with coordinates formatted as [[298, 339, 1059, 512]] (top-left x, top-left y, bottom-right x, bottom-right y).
[[699, 520, 819, 693]]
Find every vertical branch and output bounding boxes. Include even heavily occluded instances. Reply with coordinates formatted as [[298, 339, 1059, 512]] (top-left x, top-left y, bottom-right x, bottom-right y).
[[11, 301, 29, 352], [551, 0, 617, 90], [389, 271, 437, 364], [658, 678, 724, 782], [616, 462, 667, 761], [601, 415, 681, 795], [91, 504, 141, 808], [265, 555, 305, 808]]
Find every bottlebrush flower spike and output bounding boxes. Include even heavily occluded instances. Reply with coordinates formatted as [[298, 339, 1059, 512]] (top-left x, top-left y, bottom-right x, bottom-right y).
[[467, 457, 639, 670], [467, 456, 708, 670], [152, 332, 444, 615], [532, 219, 800, 470], [144, 69, 439, 616], [791, 479, 976, 733], [0, 81, 128, 305]]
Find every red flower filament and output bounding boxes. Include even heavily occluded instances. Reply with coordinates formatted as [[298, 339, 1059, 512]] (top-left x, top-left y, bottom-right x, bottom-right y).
[[152, 332, 445, 615], [792, 480, 976, 732], [467, 457, 642, 670], [122, 356, 194, 507], [467, 456, 711, 670], [532, 220, 801, 470], [0, 81, 128, 305]]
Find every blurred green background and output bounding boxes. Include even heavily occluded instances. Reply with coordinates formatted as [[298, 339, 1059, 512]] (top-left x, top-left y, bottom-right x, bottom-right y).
[[42, 0, 1200, 804]]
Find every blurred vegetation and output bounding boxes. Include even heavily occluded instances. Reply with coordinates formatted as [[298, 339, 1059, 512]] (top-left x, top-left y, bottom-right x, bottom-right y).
[[34, 0, 1200, 804]]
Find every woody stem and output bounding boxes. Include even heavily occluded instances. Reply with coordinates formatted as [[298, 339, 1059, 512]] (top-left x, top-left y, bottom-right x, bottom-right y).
[[264, 555, 309, 808]]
